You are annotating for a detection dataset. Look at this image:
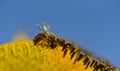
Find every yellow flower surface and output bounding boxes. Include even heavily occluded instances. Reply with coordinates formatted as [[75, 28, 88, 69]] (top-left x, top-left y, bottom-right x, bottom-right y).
[[0, 39, 119, 71], [0, 40, 85, 71]]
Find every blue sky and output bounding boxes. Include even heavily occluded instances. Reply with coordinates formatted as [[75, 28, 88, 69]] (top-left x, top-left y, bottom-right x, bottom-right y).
[[0, 0, 120, 67]]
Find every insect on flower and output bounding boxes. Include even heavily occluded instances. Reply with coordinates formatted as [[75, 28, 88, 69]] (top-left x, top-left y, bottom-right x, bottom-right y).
[[33, 23, 58, 48], [33, 23, 119, 71]]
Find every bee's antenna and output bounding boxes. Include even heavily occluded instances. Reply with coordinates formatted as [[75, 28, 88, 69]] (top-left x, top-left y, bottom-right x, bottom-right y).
[[36, 23, 52, 35], [35, 24, 47, 34]]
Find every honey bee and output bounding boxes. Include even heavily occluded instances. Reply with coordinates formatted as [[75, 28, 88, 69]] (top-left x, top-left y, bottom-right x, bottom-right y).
[[33, 23, 119, 71]]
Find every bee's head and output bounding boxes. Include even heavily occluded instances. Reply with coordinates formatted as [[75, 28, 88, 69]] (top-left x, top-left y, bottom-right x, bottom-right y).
[[33, 23, 53, 45], [33, 32, 47, 45]]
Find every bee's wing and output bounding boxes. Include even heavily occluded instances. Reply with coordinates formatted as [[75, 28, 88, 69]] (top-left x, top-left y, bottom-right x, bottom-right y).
[[43, 22, 52, 34]]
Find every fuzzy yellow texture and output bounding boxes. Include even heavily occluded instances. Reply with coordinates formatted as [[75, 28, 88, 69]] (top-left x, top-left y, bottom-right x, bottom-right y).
[[2, 40, 119, 71], [0, 40, 94, 71]]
